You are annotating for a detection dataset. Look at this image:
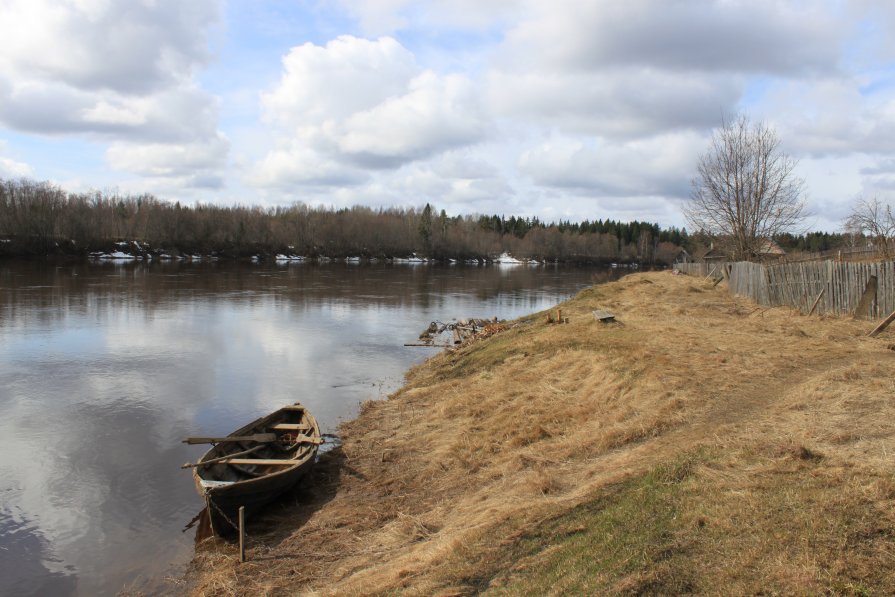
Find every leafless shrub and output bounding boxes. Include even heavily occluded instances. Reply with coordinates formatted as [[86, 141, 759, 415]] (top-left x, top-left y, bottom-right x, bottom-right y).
[[844, 195, 895, 258], [686, 114, 806, 261]]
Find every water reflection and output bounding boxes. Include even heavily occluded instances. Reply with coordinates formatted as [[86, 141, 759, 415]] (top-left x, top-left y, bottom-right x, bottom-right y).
[[0, 260, 618, 595]]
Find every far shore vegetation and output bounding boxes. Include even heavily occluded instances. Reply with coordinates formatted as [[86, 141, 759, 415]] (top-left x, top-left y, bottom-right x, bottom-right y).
[[0, 177, 856, 264]]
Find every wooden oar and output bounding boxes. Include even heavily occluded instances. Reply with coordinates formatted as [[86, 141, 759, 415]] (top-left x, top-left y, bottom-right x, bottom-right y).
[[181, 444, 266, 469], [182, 433, 277, 445]]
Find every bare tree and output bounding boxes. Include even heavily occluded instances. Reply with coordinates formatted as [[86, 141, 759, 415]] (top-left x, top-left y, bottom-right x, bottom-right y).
[[686, 114, 806, 260], [845, 195, 895, 257]]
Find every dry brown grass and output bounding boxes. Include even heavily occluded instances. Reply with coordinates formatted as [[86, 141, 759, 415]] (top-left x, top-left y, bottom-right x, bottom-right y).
[[185, 271, 895, 596]]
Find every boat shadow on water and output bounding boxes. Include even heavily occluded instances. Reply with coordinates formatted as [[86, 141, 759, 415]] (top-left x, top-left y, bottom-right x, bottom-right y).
[[188, 443, 351, 553]]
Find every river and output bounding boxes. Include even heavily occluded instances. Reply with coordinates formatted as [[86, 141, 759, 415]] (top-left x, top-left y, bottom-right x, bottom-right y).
[[0, 260, 619, 595]]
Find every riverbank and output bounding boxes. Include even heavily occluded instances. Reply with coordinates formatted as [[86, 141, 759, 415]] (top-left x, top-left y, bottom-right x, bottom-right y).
[[184, 270, 895, 595]]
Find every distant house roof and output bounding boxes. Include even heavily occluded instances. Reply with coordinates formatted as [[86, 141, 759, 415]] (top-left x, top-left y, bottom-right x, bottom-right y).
[[698, 245, 726, 261], [758, 239, 786, 256], [673, 248, 692, 263]]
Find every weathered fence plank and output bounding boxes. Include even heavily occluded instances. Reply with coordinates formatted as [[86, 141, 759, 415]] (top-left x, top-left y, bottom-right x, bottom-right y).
[[675, 259, 895, 319]]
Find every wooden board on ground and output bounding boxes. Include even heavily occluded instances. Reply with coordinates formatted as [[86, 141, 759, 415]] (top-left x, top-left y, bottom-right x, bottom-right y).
[[592, 310, 616, 323], [869, 309, 895, 338]]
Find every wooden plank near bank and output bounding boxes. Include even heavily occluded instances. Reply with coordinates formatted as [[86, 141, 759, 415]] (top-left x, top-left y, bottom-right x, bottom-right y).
[[239, 506, 246, 563], [808, 286, 826, 316], [869, 310, 895, 338]]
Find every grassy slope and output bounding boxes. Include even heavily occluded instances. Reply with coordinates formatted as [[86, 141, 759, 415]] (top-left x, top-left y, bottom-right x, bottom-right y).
[[187, 272, 895, 596]]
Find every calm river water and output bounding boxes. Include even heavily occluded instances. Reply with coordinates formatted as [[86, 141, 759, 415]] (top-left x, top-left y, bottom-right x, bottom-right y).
[[0, 260, 617, 595]]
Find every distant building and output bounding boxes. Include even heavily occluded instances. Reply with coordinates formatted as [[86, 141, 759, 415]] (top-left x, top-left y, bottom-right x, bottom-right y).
[[695, 238, 786, 262], [697, 242, 726, 262], [672, 248, 693, 264], [757, 239, 786, 260]]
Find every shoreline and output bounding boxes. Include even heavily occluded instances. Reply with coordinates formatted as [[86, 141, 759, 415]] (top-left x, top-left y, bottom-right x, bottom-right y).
[[183, 270, 895, 595], [0, 244, 652, 268]]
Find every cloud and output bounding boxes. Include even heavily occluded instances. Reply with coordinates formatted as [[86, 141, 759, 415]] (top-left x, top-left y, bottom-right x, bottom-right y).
[[250, 141, 370, 189], [105, 135, 230, 189], [261, 36, 417, 127], [391, 150, 514, 206], [488, 68, 741, 138], [334, 71, 489, 166], [0, 83, 223, 144], [0, 142, 33, 178], [0, 0, 218, 94], [253, 35, 490, 188], [519, 132, 703, 199], [501, 0, 841, 76], [0, 157, 32, 178], [0, 0, 228, 187], [484, 0, 848, 139], [753, 79, 895, 158]]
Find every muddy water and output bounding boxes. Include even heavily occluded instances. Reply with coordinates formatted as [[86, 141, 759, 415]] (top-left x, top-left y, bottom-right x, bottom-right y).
[[0, 260, 619, 595]]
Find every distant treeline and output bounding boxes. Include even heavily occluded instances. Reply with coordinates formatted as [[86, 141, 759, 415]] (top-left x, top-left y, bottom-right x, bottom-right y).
[[774, 232, 851, 253], [0, 178, 693, 263]]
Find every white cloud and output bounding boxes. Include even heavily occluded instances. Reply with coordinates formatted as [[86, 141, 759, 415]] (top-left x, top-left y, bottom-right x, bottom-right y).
[[335, 71, 489, 166], [0, 0, 228, 188], [105, 134, 230, 189], [0, 157, 33, 178], [253, 35, 490, 188], [261, 36, 417, 127], [484, 0, 848, 139], [0, 0, 218, 94], [0, 83, 222, 143], [753, 78, 895, 158], [250, 141, 369, 189], [501, 1, 841, 75], [0, 142, 33, 178], [488, 68, 741, 138], [519, 132, 704, 198], [392, 150, 514, 206]]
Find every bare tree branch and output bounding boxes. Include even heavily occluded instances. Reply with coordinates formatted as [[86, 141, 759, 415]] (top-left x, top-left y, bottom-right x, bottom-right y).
[[685, 114, 806, 260], [845, 196, 895, 258]]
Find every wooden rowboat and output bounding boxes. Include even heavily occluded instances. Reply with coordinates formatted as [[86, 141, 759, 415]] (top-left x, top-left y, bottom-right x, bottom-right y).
[[187, 402, 322, 536]]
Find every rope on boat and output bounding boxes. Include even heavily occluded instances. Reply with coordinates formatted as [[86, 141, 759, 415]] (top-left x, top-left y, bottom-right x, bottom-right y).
[[206, 494, 243, 535]]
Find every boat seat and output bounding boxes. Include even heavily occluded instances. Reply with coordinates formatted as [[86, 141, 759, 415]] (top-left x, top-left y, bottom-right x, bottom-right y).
[[282, 405, 305, 411], [222, 458, 297, 466], [270, 423, 310, 431]]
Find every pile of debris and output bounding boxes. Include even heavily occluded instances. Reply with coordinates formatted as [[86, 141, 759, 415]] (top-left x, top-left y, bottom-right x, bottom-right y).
[[408, 317, 504, 347]]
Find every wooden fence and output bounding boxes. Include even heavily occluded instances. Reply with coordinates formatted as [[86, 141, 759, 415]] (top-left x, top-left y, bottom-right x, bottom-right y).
[[675, 260, 895, 319]]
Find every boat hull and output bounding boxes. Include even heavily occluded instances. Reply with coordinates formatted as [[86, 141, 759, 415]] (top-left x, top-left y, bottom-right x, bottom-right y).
[[199, 457, 316, 535]]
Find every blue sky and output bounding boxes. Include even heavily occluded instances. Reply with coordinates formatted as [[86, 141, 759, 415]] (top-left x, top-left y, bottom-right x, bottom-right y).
[[1, 0, 895, 230]]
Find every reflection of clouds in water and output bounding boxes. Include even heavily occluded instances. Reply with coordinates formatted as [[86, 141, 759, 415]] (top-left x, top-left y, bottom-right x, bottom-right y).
[[0, 351, 202, 594], [0, 507, 77, 596], [0, 373, 103, 568]]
